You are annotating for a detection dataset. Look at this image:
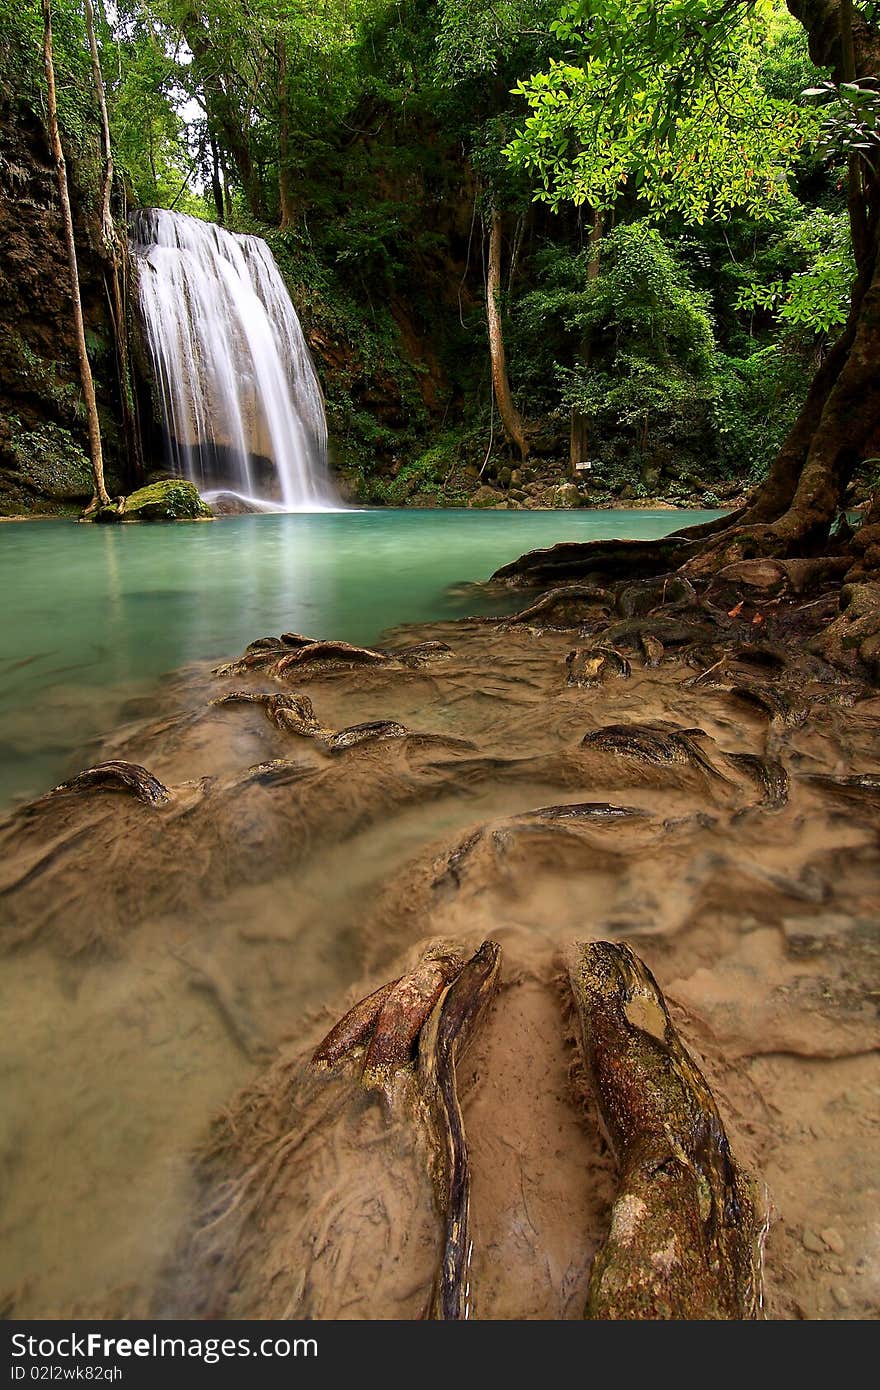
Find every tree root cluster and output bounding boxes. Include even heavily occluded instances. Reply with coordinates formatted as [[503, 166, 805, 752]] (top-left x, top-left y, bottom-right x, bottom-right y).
[[2, 523, 879, 1320]]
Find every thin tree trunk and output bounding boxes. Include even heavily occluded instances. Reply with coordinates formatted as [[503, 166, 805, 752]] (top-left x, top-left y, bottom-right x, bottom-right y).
[[487, 208, 529, 461], [570, 208, 603, 474], [83, 0, 112, 248], [178, 8, 266, 220], [278, 33, 295, 230], [84, 0, 143, 487], [41, 0, 110, 509], [209, 130, 225, 223], [221, 150, 234, 222]]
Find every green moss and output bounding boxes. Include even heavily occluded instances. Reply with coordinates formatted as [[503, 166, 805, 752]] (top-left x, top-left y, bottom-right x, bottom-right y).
[[7, 421, 93, 500], [352, 431, 471, 506], [4, 332, 83, 415], [96, 478, 213, 522]]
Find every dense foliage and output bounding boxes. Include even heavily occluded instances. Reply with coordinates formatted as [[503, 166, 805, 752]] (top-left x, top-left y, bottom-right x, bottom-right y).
[[2, 0, 865, 505]]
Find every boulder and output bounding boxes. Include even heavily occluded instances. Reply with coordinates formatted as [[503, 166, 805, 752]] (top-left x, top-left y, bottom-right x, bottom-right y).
[[552, 482, 582, 510], [467, 485, 502, 509], [95, 479, 213, 522]]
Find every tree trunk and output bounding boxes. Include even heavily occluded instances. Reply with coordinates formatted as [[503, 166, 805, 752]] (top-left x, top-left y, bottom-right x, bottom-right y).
[[41, 0, 110, 510], [570, 208, 603, 474], [83, 0, 143, 488], [683, 0, 880, 563], [278, 34, 295, 231], [178, 6, 267, 221], [773, 227, 880, 545], [209, 130, 225, 223], [83, 0, 112, 248], [487, 209, 529, 461]]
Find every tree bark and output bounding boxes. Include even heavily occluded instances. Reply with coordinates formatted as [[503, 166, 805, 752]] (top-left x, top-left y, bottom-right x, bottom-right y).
[[209, 130, 225, 223], [570, 208, 603, 474], [278, 33, 295, 230], [83, 0, 112, 248], [178, 5, 267, 221], [707, 0, 880, 553], [41, 0, 110, 509], [83, 0, 143, 488], [487, 209, 529, 461]]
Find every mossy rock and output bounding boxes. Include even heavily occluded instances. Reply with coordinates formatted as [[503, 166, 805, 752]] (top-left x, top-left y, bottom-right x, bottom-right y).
[[467, 485, 502, 509], [550, 482, 583, 510], [96, 479, 213, 523]]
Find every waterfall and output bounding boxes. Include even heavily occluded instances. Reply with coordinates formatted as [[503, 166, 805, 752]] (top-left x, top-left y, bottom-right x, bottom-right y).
[[129, 208, 337, 511]]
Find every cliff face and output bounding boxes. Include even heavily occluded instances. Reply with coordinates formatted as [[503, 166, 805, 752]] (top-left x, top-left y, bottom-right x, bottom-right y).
[[0, 91, 126, 515]]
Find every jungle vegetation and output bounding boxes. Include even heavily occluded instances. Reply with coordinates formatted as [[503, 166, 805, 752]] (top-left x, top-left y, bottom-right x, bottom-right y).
[[2, 0, 876, 527]]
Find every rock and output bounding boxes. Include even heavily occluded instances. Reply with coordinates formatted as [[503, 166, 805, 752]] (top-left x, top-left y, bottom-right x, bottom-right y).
[[6, 422, 94, 501], [96, 479, 214, 522], [552, 482, 582, 510], [207, 491, 263, 516], [510, 469, 522, 486], [802, 1228, 825, 1254], [467, 485, 501, 510], [497, 466, 512, 487], [831, 1284, 851, 1309], [820, 1228, 846, 1255]]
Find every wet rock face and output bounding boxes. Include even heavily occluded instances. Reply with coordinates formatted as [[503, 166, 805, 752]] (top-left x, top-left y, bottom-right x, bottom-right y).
[[0, 94, 124, 514]]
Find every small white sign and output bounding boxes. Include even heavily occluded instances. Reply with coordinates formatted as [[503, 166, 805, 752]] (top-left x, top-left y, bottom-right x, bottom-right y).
[[575, 460, 592, 471]]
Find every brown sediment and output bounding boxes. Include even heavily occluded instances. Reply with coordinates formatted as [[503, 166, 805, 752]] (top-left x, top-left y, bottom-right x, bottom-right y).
[[1, 563, 879, 1320], [159, 940, 498, 1320], [567, 941, 766, 1320]]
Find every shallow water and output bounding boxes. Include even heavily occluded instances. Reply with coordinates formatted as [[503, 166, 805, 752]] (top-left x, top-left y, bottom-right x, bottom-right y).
[[2, 506, 876, 1322], [0, 508, 720, 807]]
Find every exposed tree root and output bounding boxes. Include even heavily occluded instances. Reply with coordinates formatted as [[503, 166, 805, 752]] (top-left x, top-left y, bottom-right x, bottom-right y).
[[29, 760, 172, 808], [166, 940, 501, 1320], [418, 940, 502, 1319], [581, 723, 726, 779], [211, 690, 468, 754], [215, 633, 452, 681], [568, 941, 767, 1319], [566, 646, 631, 687], [314, 941, 467, 1090], [489, 505, 880, 689]]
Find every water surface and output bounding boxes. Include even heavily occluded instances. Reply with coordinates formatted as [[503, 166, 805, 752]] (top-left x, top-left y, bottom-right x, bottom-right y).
[[0, 508, 720, 805]]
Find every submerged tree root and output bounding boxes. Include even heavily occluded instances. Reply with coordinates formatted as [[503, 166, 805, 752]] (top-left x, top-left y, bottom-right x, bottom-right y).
[[312, 939, 501, 1319], [169, 940, 502, 1320], [215, 633, 452, 681], [568, 941, 767, 1320], [212, 689, 472, 755]]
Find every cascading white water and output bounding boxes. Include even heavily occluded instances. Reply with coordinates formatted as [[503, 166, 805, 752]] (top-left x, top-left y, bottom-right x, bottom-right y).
[[129, 208, 337, 510]]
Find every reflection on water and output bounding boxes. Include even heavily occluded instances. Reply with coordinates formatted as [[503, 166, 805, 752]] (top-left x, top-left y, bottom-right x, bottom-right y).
[[0, 509, 721, 806]]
